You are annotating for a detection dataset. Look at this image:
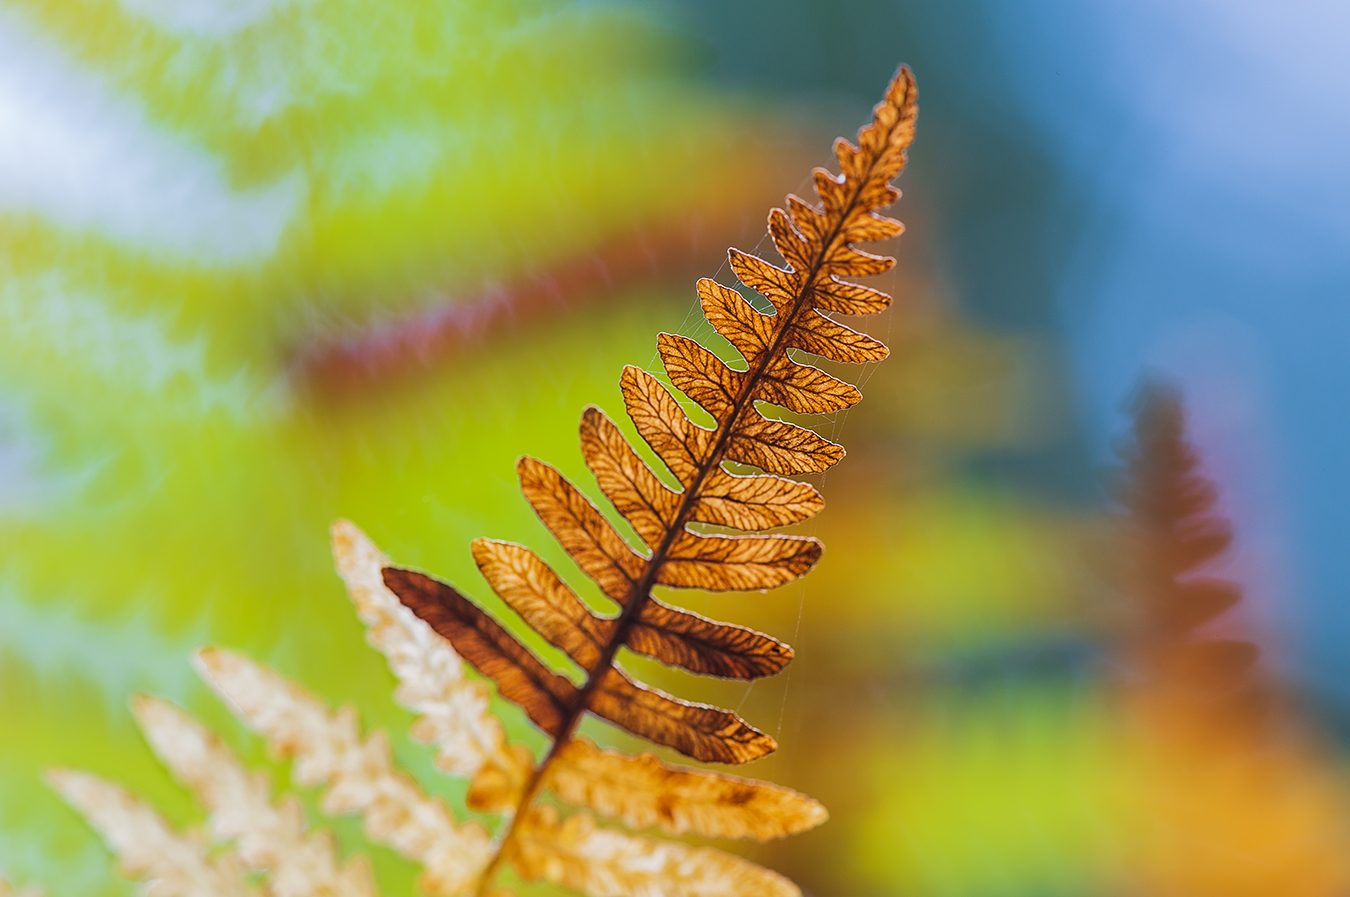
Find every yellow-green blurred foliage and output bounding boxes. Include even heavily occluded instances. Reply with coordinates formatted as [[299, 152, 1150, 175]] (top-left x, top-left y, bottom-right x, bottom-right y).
[[815, 683, 1350, 897]]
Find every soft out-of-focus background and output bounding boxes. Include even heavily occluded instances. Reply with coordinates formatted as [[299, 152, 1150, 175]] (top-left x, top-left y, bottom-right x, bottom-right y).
[[2, 0, 1348, 895]]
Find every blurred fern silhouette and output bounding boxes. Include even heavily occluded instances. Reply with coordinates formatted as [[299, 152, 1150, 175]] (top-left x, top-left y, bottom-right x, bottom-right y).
[[1110, 381, 1257, 700], [1109, 381, 1350, 897]]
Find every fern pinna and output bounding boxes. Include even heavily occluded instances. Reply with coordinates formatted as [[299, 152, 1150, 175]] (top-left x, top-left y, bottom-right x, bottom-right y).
[[379, 67, 918, 895]]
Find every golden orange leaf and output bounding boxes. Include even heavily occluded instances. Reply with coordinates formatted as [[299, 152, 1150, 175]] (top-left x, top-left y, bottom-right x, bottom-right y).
[[472, 538, 608, 671], [618, 365, 715, 487], [804, 274, 892, 315], [697, 279, 775, 359], [588, 666, 775, 764], [518, 457, 645, 603], [508, 806, 798, 897], [754, 354, 860, 414], [630, 598, 793, 679], [580, 407, 681, 550], [546, 738, 826, 840], [691, 466, 823, 531], [53, 70, 925, 894], [660, 530, 821, 592], [656, 333, 745, 419], [725, 251, 796, 311], [784, 308, 890, 363], [724, 413, 846, 475]]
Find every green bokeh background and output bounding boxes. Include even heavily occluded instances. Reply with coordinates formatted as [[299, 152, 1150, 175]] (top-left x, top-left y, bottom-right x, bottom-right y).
[[7, 1, 1343, 896]]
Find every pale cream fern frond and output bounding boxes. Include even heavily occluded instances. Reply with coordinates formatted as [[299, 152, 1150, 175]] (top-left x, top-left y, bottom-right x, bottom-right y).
[[329, 520, 532, 811], [193, 647, 492, 896], [130, 695, 380, 897], [45, 770, 256, 897], [52, 643, 495, 897]]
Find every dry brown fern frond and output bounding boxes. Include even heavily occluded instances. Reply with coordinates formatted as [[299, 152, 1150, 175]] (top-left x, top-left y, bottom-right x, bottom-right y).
[[373, 66, 918, 896], [49, 67, 917, 897], [51, 643, 496, 897], [1109, 382, 1259, 708]]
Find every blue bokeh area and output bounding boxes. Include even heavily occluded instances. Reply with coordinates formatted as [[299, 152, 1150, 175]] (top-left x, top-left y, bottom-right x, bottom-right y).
[[671, 0, 1350, 695], [985, 0, 1350, 697]]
